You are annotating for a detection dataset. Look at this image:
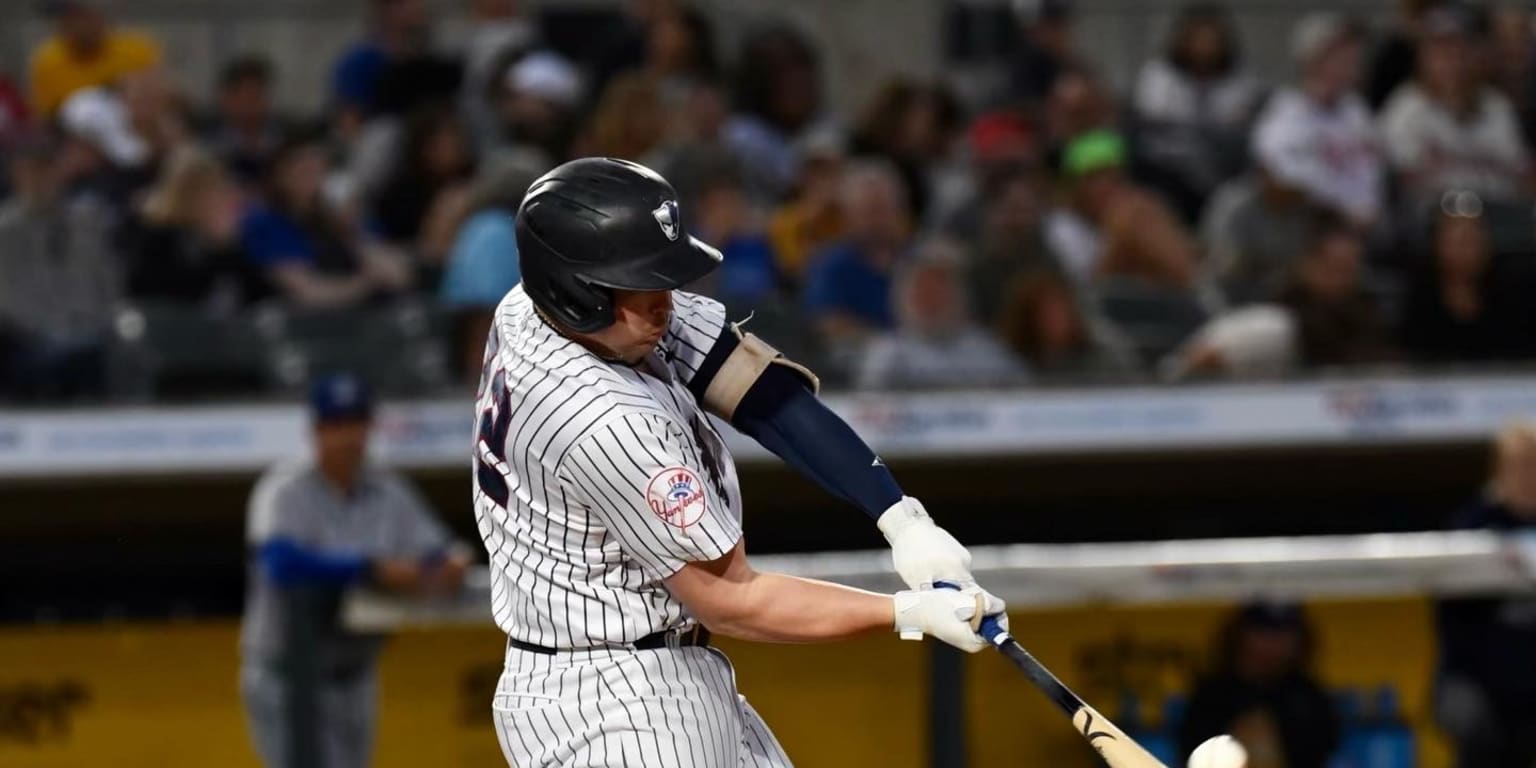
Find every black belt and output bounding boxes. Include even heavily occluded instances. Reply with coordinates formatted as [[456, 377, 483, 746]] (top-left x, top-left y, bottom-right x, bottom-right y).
[[508, 625, 711, 655]]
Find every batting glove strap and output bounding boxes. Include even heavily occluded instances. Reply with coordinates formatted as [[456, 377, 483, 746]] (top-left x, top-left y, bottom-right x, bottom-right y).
[[892, 589, 990, 653], [892, 590, 925, 640]]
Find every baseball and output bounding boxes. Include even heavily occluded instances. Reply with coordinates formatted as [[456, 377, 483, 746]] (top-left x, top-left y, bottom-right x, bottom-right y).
[[1188, 735, 1248, 768]]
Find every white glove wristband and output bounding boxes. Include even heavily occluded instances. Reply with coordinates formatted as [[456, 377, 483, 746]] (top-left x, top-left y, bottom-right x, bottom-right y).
[[892, 590, 924, 641], [876, 496, 933, 542]]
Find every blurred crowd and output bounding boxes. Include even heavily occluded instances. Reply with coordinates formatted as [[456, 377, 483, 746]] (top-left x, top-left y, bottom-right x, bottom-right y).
[[5, 0, 1536, 402]]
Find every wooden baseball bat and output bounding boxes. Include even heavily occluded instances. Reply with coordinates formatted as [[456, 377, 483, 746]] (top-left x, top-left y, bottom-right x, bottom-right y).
[[977, 613, 1168, 768], [931, 582, 1167, 768]]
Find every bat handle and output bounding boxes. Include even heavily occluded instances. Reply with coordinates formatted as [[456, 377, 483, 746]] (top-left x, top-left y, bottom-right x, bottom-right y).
[[977, 613, 1011, 646], [932, 580, 1012, 647]]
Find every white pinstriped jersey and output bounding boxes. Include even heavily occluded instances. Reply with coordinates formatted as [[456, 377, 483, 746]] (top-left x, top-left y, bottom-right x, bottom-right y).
[[471, 285, 743, 648]]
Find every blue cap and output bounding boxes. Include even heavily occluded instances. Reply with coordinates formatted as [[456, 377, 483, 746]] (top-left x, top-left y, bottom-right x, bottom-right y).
[[309, 374, 374, 423]]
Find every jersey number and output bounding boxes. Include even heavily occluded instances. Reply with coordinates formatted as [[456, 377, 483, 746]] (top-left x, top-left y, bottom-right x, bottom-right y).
[[477, 370, 513, 508]]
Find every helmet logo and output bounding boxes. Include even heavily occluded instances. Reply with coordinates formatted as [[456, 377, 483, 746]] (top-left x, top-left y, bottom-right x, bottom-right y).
[[652, 200, 681, 241]]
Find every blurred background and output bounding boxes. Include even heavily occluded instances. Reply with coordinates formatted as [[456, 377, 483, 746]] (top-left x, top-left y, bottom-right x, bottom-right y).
[[5, 0, 1536, 766]]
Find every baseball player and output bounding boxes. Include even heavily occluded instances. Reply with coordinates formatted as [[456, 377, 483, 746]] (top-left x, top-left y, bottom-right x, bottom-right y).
[[472, 158, 1005, 767], [242, 373, 472, 768]]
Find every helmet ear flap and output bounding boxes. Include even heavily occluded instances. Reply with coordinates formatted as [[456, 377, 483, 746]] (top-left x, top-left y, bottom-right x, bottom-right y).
[[547, 278, 614, 333]]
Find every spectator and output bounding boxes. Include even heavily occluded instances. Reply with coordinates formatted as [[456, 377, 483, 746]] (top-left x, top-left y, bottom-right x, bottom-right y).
[[725, 24, 828, 199], [1380, 6, 1531, 208], [1179, 601, 1341, 768], [122, 146, 261, 310], [1131, 2, 1264, 222], [848, 78, 963, 221], [654, 78, 735, 198], [586, 0, 674, 94], [0, 73, 29, 201], [1252, 13, 1383, 228], [0, 73, 30, 151], [936, 110, 1040, 240], [330, 0, 432, 134], [59, 67, 185, 198], [336, 0, 462, 209], [0, 133, 119, 402], [645, 4, 720, 92], [995, 270, 1137, 381], [575, 72, 667, 164], [1488, 4, 1536, 145], [1365, 0, 1447, 110], [459, 0, 537, 152], [1401, 195, 1536, 363], [440, 156, 540, 382], [203, 55, 288, 189], [688, 164, 781, 311], [241, 373, 470, 768], [370, 106, 476, 264], [1277, 213, 1394, 366], [1043, 65, 1117, 155], [1044, 130, 1199, 290], [486, 49, 583, 168], [856, 239, 1024, 390], [581, 1, 716, 98], [802, 160, 911, 355], [240, 134, 413, 309], [27, 0, 162, 118], [1201, 171, 1320, 304], [964, 166, 1059, 324], [768, 132, 845, 284], [1436, 422, 1536, 768], [1006, 0, 1078, 108]]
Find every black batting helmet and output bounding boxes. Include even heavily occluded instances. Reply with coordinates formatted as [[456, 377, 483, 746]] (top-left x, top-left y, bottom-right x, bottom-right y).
[[515, 157, 722, 333]]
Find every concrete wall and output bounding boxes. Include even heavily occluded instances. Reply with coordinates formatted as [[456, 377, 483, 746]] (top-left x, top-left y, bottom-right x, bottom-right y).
[[0, 0, 1401, 119]]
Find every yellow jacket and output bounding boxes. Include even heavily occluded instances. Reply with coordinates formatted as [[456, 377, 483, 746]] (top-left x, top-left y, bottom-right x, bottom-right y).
[[29, 30, 162, 117]]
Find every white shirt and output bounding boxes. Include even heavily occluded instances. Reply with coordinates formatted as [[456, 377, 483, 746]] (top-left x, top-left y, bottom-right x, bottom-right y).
[[1379, 83, 1529, 202], [856, 328, 1026, 390], [1133, 59, 1261, 129], [1252, 88, 1384, 222]]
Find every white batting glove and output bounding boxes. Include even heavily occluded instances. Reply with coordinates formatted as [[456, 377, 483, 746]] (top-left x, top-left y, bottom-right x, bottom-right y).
[[878, 497, 973, 590], [893, 587, 1007, 653]]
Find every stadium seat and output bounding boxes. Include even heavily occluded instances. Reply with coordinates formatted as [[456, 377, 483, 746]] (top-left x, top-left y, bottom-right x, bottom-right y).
[[1091, 278, 1210, 364], [256, 301, 452, 396], [1479, 199, 1536, 259], [111, 302, 273, 400]]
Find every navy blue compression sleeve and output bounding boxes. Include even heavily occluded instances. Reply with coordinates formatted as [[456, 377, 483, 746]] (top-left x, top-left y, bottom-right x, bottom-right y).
[[258, 539, 370, 587], [711, 359, 903, 521]]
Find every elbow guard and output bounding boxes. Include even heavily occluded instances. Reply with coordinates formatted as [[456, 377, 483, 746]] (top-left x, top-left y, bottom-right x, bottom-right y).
[[687, 321, 819, 420]]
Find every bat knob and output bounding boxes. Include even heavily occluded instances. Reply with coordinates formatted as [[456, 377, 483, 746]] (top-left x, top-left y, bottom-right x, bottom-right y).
[[978, 613, 1011, 646]]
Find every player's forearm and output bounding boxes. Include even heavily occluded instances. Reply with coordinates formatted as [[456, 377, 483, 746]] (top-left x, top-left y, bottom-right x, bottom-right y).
[[258, 539, 369, 586], [730, 364, 902, 521], [700, 572, 893, 644]]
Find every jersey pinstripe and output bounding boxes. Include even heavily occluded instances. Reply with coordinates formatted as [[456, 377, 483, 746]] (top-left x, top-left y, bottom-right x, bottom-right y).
[[491, 643, 790, 767], [471, 285, 743, 648]]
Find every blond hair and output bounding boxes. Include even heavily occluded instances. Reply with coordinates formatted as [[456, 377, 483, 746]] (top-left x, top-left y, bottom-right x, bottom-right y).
[[140, 146, 225, 227]]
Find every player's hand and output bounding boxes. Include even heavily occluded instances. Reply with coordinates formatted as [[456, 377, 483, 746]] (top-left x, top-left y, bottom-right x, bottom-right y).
[[370, 557, 425, 594], [892, 587, 1007, 653], [424, 548, 472, 594], [878, 497, 974, 589]]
